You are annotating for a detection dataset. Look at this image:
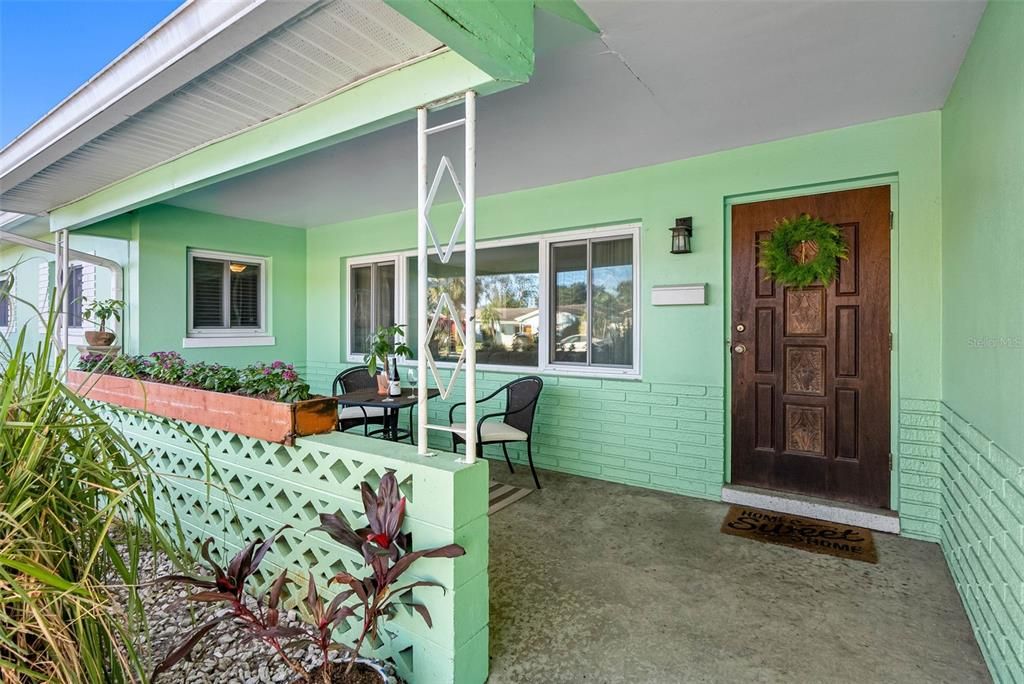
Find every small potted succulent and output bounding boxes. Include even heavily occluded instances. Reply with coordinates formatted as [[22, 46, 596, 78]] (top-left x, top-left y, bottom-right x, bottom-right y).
[[154, 472, 465, 683], [363, 324, 412, 395], [82, 298, 124, 347]]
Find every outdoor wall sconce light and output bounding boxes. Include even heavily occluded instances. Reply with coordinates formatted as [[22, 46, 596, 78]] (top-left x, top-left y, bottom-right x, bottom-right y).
[[229, 263, 248, 273], [670, 217, 693, 254]]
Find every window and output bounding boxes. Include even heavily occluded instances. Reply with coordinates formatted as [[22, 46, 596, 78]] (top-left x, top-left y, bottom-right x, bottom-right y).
[[406, 243, 540, 367], [346, 224, 638, 375], [349, 260, 397, 354], [0, 273, 12, 329], [67, 265, 84, 328], [188, 250, 266, 335], [551, 237, 634, 367]]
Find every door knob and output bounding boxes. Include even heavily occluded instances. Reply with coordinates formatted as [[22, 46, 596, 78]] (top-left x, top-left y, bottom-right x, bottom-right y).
[[733, 344, 747, 354]]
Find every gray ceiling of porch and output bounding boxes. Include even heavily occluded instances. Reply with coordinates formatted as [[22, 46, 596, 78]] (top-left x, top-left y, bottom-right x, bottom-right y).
[[165, 0, 986, 229]]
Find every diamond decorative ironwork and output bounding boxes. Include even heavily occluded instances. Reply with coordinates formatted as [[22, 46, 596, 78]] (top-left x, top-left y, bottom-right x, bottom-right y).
[[423, 291, 466, 400], [423, 155, 466, 265]]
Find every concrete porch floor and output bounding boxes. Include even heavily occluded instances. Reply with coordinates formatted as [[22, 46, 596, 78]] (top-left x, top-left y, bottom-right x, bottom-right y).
[[486, 467, 989, 683]]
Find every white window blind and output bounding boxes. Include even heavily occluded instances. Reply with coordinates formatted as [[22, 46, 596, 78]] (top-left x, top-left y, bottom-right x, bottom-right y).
[[188, 250, 266, 335]]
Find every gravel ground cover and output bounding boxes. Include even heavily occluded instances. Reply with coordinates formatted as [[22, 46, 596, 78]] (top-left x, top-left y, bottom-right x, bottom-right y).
[[124, 550, 398, 684]]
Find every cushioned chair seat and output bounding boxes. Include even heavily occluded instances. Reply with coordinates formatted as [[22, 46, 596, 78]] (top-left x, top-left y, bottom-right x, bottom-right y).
[[451, 421, 528, 443], [339, 406, 386, 420]]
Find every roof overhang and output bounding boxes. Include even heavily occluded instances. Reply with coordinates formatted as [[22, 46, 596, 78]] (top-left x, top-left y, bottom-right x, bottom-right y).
[[49, 50, 498, 231], [0, 0, 324, 212], [1, 0, 539, 226]]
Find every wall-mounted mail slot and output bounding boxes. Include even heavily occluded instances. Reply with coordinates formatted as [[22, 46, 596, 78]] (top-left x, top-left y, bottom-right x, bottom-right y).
[[651, 283, 707, 306]]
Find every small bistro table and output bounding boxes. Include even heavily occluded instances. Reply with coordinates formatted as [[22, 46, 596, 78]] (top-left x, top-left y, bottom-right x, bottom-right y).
[[334, 387, 440, 442]]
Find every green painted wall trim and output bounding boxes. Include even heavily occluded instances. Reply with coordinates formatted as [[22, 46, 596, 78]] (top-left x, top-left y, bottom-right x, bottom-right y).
[[940, 2, 1024, 681], [534, 0, 599, 33], [50, 51, 496, 231], [387, 0, 534, 82], [132, 204, 308, 366], [941, 0, 1023, 456]]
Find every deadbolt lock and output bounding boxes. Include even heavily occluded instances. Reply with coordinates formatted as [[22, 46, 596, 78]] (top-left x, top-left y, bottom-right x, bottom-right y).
[[736, 323, 746, 332]]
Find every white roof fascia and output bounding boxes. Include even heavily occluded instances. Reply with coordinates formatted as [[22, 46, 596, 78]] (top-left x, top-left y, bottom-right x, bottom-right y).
[[0, 0, 321, 193]]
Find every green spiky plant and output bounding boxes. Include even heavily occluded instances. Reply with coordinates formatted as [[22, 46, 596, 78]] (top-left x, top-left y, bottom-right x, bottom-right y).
[[0, 279, 177, 683]]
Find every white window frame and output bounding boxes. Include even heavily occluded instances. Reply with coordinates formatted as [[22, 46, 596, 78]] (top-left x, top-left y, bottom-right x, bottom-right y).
[[343, 223, 641, 378], [345, 254, 405, 360], [186, 249, 270, 344]]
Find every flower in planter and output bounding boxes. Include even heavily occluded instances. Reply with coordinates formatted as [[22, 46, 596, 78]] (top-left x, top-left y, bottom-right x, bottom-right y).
[[184, 362, 241, 394], [149, 351, 188, 384], [109, 354, 152, 378], [239, 362, 310, 403], [76, 351, 109, 372]]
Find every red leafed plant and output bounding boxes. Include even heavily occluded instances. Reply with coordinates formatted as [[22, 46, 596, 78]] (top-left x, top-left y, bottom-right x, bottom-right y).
[[313, 472, 465, 677], [153, 473, 465, 683], [152, 528, 307, 681]]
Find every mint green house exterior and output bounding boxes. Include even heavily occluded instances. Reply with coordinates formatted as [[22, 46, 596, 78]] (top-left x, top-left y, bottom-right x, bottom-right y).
[[1, 1, 1021, 681]]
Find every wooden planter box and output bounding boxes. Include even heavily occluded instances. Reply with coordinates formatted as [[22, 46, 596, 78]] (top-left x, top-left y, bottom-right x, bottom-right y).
[[66, 370, 337, 445]]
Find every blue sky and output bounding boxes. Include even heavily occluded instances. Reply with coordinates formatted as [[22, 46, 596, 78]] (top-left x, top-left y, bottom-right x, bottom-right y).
[[1, 0, 180, 146]]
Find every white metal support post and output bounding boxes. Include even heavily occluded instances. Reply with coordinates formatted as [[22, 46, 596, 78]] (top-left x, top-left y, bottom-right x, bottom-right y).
[[416, 108, 429, 452], [463, 91, 477, 463], [55, 229, 70, 364], [416, 91, 477, 463]]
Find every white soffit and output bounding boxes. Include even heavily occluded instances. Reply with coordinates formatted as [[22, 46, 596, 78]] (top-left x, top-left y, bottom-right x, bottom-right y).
[[166, 0, 984, 228], [0, 0, 443, 216]]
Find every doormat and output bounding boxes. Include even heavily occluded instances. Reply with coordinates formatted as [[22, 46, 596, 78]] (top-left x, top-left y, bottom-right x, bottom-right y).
[[489, 481, 533, 515], [721, 505, 877, 563]]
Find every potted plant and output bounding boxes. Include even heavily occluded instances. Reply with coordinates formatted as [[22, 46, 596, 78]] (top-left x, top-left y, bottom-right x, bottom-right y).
[[154, 473, 465, 683], [82, 298, 124, 347], [363, 324, 412, 395]]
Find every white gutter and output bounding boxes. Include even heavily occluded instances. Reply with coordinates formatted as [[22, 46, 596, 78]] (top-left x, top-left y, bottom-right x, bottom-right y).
[[0, 231, 122, 301], [0, 0, 321, 196]]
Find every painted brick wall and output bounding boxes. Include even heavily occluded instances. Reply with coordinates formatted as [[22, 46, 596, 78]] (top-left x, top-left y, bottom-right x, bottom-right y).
[[898, 399, 946, 542], [939, 402, 1024, 682], [305, 362, 726, 500]]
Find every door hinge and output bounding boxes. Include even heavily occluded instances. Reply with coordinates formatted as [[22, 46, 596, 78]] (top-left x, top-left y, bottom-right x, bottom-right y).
[[889, 211, 894, 231], [889, 453, 894, 471], [889, 332, 893, 351]]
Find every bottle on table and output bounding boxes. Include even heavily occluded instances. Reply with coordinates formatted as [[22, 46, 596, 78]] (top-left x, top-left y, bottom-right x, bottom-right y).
[[387, 355, 402, 397]]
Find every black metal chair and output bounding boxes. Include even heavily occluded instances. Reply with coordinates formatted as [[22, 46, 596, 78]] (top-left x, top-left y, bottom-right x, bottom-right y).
[[332, 367, 386, 436], [449, 376, 544, 488]]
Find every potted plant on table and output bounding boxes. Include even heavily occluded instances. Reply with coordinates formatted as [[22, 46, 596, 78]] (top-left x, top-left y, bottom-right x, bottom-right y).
[[153, 472, 465, 683], [363, 324, 412, 395], [82, 298, 124, 347]]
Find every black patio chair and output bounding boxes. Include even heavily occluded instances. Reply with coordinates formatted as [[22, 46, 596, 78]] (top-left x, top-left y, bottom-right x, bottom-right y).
[[332, 366, 387, 436], [449, 376, 544, 489]]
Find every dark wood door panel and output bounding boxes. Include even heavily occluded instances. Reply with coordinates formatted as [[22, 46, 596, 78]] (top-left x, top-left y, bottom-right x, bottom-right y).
[[731, 185, 891, 508]]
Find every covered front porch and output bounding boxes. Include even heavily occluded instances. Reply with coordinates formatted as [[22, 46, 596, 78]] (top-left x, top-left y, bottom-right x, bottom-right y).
[[2, 0, 1020, 681], [487, 468, 988, 683]]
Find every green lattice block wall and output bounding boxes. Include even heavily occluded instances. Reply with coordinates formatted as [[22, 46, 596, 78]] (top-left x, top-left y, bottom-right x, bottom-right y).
[[101, 407, 490, 684]]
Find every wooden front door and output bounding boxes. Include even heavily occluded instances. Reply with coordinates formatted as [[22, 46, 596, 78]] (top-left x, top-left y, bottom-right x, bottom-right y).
[[731, 186, 891, 508]]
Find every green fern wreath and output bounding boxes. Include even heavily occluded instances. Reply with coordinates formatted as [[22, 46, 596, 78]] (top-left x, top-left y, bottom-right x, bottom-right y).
[[758, 214, 848, 288]]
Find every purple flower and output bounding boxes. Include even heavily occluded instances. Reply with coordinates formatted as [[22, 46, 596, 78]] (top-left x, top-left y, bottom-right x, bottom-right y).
[[283, 370, 297, 381], [272, 360, 285, 369], [263, 368, 272, 375]]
